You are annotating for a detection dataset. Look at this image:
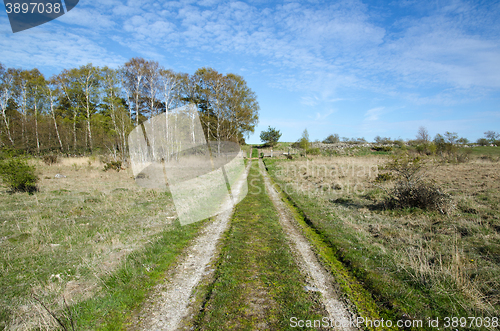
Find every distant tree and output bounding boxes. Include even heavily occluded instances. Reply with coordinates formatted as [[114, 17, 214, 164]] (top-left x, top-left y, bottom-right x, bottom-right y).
[[323, 133, 339, 144], [444, 131, 458, 144], [484, 131, 499, 144], [299, 128, 310, 150], [416, 126, 430, 143], [341, 136, 349, 142], [477, 138, 489, 146], [374, 136, 392, 144], [434, 134, 445, 144], [457, 137, 469, 145], [259, 126, 281, 147]]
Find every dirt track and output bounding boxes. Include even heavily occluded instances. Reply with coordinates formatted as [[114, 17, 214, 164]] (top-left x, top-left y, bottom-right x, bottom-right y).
[[259, 160, 357, 331], [131, 158, 356, 330], [131, 161, 251, 331]]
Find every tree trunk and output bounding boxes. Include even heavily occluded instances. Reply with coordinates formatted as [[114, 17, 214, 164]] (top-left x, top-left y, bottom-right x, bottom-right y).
[[48, 89, 63, 152], [34, 92, 40, 155], [0, 85, 14, 145]]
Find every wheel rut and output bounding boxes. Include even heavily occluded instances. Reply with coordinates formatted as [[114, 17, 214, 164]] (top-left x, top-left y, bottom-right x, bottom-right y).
[[259, 159, 358, 331], [130, 161, 251, 331]]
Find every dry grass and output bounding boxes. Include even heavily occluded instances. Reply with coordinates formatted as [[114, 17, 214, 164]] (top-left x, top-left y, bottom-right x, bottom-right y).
[[0, 157, 177, 330], [268, 155, 500, 320]]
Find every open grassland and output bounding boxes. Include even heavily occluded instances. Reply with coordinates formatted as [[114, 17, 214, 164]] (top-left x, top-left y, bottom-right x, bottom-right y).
[[193, 162, 328, 330], [265, 153, 500, 329], [0, 157, 204, 330]]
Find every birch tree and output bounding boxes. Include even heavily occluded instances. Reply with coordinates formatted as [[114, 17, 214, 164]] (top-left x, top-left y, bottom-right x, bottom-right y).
[[46, 77, 64, 152], [0, 65, 15, 145]]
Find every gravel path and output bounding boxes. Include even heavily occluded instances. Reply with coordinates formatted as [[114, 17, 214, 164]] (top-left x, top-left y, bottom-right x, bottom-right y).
[[132, 161, 251, 331], [259, 160, 358, 331]]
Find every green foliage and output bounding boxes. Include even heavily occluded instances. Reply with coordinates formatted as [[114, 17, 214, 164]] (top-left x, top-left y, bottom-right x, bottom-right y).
[[259, 126, 282, 147], [372, 146, 392, 152], [444, 131, 458, 144], [393, 139, 405, 148], [0, 157, 38, 194], [0, 147, 25, 160], [375, 173, 392, 182], [298, 128, 310, 150], [374, 136, 393, 144], [484, 130, 500, 144], [306, 147, 321, 155], [477, 138, 490, 146]]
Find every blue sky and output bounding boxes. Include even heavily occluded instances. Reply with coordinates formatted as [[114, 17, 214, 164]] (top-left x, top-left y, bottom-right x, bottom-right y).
[[1, 0, 499, 144]]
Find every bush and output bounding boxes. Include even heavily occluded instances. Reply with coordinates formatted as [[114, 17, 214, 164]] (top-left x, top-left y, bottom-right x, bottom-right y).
[[42, 154, 58, 165], [306, 147, 321, 155], [373, 146, 392, 152], [477, 138, 490, 146], [383, 154, 451, 213], [103, 161, 122, 172], [386, 181, 451, 213], [375, 173, 392, 182], [0, 158, 39, 194], [393, 139, 405, 148], [323, 134, 340, 144]]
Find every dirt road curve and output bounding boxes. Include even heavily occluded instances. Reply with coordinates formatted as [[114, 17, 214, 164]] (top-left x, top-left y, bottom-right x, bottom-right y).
[[259, 160, 357, 331], [132, 161, 251, 331]]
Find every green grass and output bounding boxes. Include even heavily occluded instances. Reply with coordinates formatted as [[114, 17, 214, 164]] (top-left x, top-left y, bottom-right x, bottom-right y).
[[251, 147, 259, 158], [240, 144, 251, 158], [194, 162, 327, 330], [73, 220, 205, 330], [469, 146, 500, 157]]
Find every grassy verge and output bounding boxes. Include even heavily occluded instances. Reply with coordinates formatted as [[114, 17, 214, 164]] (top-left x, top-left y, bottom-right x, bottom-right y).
[[74, 220, 205, 330], [265, 157, 500, 330], [194, 162, 327, 330], [261, 161, 393, 331]]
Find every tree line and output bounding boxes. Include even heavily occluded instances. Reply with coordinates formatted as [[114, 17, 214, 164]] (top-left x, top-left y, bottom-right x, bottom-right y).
[[0, 58, 259, 157]]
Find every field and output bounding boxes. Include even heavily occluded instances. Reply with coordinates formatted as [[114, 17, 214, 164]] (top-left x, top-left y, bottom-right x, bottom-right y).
[[0, 157, 204, 330], [264, 148, 500, 327], [1, 146, 499, 330]]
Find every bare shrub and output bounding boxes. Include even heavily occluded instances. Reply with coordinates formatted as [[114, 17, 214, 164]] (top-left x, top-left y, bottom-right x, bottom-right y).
[[386, 181, 451, 213], [383, 154, 452, 213], [42, 155, 58, 165], [103, 161, 122, 172]]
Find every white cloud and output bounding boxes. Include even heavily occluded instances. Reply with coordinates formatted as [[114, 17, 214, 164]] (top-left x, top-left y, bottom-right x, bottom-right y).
[[364, 107, 386, 121]]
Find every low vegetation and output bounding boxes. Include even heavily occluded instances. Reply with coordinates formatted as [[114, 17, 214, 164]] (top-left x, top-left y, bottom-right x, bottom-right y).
[[381, 154, 452, 213], [265, 149, 500, 329], [0, 156, 39, 194], [193, 162, 327, 330], [0, 157, 205, 330]]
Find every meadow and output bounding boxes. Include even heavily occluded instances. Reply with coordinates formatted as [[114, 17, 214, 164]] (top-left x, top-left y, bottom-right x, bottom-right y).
[[0, 157, 204, 330], [265, 147, 500, 329]]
